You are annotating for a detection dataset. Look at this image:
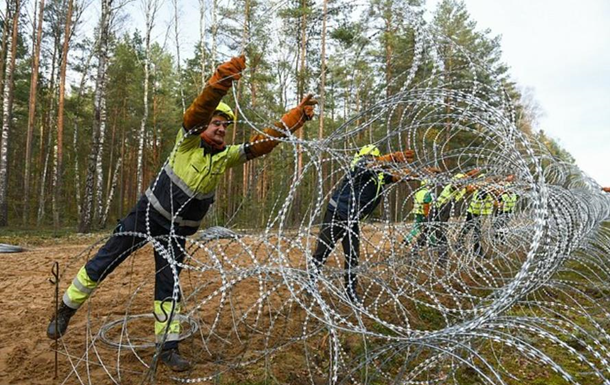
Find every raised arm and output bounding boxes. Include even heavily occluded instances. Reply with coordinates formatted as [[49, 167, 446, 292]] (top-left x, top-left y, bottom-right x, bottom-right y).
[[183, 55, 246, 132], [245, 94, 318, 159]]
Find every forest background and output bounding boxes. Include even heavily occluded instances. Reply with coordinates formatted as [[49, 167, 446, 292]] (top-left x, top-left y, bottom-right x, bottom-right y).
[[0, 0, 574, 233]]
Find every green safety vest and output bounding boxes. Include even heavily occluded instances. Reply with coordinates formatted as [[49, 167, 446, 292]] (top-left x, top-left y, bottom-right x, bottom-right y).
[[413, 188, 431, 216], [468, 189, 494, 215], [499, 191, 517, 212], [436, 174, 467, 207]]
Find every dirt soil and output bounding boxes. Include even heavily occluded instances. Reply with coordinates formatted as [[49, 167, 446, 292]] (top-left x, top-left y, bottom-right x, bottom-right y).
[[0, 224, 449, 385], [0, 230, 364, 385]]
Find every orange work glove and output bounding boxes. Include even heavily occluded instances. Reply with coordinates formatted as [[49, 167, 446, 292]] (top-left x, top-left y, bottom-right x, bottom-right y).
[[376, 150, 415, 164], [466, 168, 481, 178], [390, 168, 414, 183], [278, 94, 318, 131], [603, 187, 610, 193], [183, 56, 247, 130], [246, 94, 318, 158], [208, 55, 246, 91]]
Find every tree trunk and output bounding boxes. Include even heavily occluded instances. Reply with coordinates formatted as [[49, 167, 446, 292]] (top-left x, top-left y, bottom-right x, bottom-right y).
[[198, 0, 207, 88], [37, 27, 60, 226], [37, 131, 53, 225], [319, 0, 327, 190], [0, 0, 20, 226], [293, 0, 307, 224], [0, 1, 12, 109], [210, 0, 217, 72], [101, 156, 121, 226], [72, 46, 95, 219], [80, 0, 112, 233], [23, 0, 45, 225], [172, 0, 185, 112], [136, 0, 158, 196], [53, 0, 74, 228]]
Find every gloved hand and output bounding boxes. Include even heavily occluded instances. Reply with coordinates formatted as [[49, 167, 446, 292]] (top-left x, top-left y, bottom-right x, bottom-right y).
[[466, 168, 481, 178], [465, 185, 477, 193], [279, 94, 318, 131], [377, 150, 415, 164], [183, 55, 247, 130], [246, 94, 318, 159], [208, 55, 246, 91], [603, 187, 610, 193]]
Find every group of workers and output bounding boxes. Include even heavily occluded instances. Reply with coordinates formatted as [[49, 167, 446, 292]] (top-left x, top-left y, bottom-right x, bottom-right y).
[[406, 171, 518, 262], [46, 54, 600, 373]]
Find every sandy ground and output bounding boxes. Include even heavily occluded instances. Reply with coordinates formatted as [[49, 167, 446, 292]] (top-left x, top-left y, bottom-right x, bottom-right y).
[[0, 224, 459, 384], [0, 231, 361, 385]]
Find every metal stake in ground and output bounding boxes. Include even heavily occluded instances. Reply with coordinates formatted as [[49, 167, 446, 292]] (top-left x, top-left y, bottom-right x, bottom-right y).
[[49, 261, 60, 379]]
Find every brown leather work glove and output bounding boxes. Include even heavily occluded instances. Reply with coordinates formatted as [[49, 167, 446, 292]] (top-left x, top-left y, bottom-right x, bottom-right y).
[[209, 55, 246, 91], [278, 94, 318, 131], [603, 187, 610, 193], [466, 168, 481, 178], [183, 56, 247, 130], [246, 94, 318, 158], [376, 150, 415, 164]]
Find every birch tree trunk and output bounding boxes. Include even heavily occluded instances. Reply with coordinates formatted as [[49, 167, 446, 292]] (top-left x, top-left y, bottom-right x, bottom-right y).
[[23, 0, 45, 225], [94, 77, 108, 226], [37, 31, 59, 226], [0, 1, 11, 108], [0, 0, 20, 226], [37, 131, 53, 224], [53, 0, 75, 228], [172, 0, 185, 112], [198, 0, 207, 88], [101, 156, 121, 226], [72, 47, 95, 218], [80, 0, 112, 233], [136, 0, 159, 196], [239, 0, 250, 197], [210, 0, 217, 72]]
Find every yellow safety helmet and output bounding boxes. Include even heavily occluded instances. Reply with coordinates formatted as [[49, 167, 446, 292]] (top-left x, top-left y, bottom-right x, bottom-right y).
[[213, 102, 235, 121], [358, 144, 381, 157]]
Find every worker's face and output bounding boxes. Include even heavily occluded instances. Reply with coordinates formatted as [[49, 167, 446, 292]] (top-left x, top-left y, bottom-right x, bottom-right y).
[[204, 115, 231, 143]]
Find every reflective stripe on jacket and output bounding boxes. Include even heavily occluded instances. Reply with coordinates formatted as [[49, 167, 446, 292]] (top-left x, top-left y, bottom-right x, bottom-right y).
[[468, 189, 494, 215], [146, 128, 248, 231], [499, 191, 517, 212]]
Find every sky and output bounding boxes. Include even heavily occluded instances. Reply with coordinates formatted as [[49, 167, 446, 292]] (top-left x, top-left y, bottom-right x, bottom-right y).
[[427, 0, 610, 186], [113, 0, 610, 185]]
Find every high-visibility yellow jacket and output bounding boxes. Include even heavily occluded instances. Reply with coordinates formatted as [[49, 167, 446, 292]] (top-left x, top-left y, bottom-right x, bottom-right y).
[[467, 189, 494, 215], [436, 173, 467, 208]]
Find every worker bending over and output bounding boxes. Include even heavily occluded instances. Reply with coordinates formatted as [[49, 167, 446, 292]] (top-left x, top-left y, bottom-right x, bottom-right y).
[[47, 55, 317, 371]]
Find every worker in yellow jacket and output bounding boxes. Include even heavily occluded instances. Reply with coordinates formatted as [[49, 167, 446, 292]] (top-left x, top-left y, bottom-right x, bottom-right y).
[[47, 55, 317, 371]]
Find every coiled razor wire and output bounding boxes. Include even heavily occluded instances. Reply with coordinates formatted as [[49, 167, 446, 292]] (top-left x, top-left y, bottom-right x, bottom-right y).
[[53, 5, 610, 385]]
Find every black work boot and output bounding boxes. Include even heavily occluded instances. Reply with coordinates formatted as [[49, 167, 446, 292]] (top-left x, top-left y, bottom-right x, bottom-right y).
[[160, 348, 192, 372], [47, 302, 77, 339]]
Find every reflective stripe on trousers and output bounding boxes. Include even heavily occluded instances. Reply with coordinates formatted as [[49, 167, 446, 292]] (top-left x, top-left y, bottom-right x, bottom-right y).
[[154, 300, 181, 343], [63, 266, 98, 310]]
